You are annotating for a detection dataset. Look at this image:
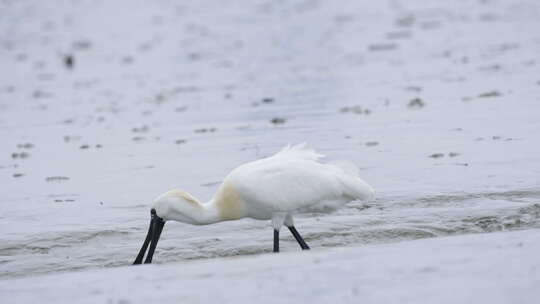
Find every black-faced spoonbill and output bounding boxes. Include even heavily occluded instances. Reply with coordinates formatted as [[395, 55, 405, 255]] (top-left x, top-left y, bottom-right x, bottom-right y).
[[133, 144, 374, 264]]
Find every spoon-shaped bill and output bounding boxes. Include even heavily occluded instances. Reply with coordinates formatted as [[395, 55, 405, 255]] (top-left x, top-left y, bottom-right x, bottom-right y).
[[133, 209, 166, 265], [144, 216, 165, 264], [133, 216, 154, 265]]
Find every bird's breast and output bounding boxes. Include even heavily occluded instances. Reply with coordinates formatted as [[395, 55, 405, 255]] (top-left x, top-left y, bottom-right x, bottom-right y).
[[214, 181, 246, 221]]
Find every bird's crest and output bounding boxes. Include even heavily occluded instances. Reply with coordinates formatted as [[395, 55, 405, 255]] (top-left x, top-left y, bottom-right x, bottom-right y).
[[161, 189, 200, 205], [275, 143, 324, 161]]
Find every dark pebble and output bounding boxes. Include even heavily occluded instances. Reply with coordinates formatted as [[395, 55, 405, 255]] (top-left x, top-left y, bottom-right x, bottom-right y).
[[64, 54, 74, 69], [408, 98, 425, 108], [271, 118, 286, 125], [477, 91, 501, 98], [45, 176, 70, 182], [365, 141, 379, 147]]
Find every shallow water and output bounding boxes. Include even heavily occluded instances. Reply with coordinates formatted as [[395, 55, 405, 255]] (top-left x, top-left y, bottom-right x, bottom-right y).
[[1, 0, 540, 279]]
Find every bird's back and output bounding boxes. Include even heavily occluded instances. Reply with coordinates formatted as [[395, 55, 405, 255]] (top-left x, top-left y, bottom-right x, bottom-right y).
[[221, 144, 374, 219]]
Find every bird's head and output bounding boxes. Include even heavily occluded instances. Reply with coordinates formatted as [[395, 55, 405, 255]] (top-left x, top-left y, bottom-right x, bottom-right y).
[[152, 189, 203, 223], [132, 189, 202, 265]]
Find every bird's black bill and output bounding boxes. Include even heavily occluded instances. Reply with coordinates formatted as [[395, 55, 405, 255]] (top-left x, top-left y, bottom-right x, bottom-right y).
[[133, 216, 154, 265], [144, 214, 165, 264], [133, 209, 165, 265]]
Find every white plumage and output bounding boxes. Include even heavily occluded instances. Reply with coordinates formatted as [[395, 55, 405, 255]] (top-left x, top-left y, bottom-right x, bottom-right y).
[[226, 143, 374, 218], [133, 144, 374, 264]]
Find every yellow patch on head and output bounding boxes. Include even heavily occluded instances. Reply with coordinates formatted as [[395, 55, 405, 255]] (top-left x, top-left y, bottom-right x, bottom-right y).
[[215, 181, 244, 220], [164, 189, 200, 206]]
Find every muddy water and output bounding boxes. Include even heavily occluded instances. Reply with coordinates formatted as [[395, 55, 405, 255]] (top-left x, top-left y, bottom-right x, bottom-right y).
[[2, 189, 540, 278], [1, 0, 540, 279]]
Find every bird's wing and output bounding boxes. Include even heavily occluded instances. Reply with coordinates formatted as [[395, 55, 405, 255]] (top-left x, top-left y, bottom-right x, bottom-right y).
[[273, 143, 324, 162], [227, 156, 373, 213]]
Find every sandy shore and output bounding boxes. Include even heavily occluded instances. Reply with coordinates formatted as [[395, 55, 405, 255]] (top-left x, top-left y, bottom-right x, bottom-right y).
[[1, 229, 539, 304]]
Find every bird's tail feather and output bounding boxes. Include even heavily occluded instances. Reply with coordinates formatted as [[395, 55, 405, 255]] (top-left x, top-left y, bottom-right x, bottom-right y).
[[330, 160, 375, 201]]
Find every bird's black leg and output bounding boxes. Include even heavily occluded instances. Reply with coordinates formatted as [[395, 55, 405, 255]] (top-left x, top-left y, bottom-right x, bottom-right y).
[[273, 229, 279, 253], [288, 226, 310, 250]]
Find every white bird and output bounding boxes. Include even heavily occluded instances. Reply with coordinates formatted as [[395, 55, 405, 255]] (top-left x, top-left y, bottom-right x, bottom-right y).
[[133, 144, 374, 264]]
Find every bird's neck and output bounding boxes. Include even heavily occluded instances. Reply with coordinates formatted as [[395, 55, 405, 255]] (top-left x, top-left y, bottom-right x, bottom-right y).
[[165, 182, 246, 225], [164, 200, 221, 225], [197, 201, 225, 225], [170, 199, 244, 225], [197, 197, 245, 224]]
